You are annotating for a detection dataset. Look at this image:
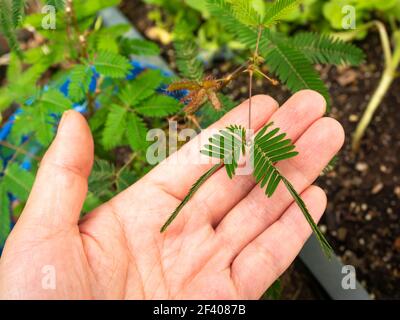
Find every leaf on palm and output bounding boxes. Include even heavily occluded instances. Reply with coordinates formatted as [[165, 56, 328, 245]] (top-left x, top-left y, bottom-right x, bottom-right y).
[[201, 125, 247, 179], [251, 122, 298, 196], [252, 122, 332, 256], [162, 122, 332, 256], [160, 163, 221, 233]]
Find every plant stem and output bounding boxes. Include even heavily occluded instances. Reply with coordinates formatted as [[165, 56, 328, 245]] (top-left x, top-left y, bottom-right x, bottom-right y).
[[160, 163, 221, 232], [247, 25, 263, 135], [352, 30, 400, 151], [0, 140, 40, 161]]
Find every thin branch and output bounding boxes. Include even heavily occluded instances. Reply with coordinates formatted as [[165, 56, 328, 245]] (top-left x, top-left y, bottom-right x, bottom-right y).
[[0, 140, 41, 161], [248, 25, 264, 135]]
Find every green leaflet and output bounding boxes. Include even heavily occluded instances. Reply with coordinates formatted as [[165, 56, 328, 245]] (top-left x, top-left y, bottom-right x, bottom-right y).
[[0, 183, 11, 248], [0, 0, 22, 57], [88, 159, 115, 200], [12, 0, 26, 27], [281, 176, 333, 257], [251, 122, 298, 196], [207, 0, 266, 50], [119, 69, 164, 106], [74, 0, 121, 20], [46, 0, 66, 10], [126, 113, 148, 151], [200, 125, 247, 179], [10, 90, 71, 147], [93, 51, 131, 78], [263, 0, 301, 26], [40, 90, 73, 112], [3, 163, 34, 201], [119, 38, 160, 56], [135, 95, 181, 117], [174, 39, 204, 81], [69, 65, 94, 102], [229, 0, 261, 26], [102, 104, 128, 149]]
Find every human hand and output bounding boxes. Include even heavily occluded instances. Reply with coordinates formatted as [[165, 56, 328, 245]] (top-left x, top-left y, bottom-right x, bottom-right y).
[[0, 90, 344, 299]]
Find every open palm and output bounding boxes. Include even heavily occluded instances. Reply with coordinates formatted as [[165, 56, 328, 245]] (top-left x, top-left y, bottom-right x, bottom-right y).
[[0, 91, 344, 299]]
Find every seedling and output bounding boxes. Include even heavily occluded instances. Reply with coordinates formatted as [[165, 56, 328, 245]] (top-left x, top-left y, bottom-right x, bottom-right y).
[[160, 0, 365, 256]]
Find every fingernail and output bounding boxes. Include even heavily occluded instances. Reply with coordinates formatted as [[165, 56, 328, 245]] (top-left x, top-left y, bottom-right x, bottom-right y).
[[58, 110, 71, 132]]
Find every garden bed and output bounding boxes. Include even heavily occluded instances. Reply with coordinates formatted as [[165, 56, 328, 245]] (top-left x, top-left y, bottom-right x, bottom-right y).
[[120, 0, 400, 299]]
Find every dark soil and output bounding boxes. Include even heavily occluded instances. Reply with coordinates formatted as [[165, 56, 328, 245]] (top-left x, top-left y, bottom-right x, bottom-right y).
[[121, 1, 399, 299]]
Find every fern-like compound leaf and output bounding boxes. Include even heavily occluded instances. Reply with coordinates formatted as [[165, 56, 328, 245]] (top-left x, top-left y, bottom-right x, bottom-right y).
[[12, 0, 26, 27], [160, 164, 221, 232], [135, 95, 181, 118], [102, 104, 127, 149], [207, 0, 266, 50], [288, 32, 365, 66], [162, 122, 333, 256], [88, 159, 115, 199], [201, 125, 247, 179], [119, 38, 160, 56], [252, 122, 332, 256], [229, 0, 261, 26], [119, 69, 163, 107], [322, 155, 338, 175], [251, 122, 298, 196], [93, 51, 131, 79], [3, 163, 34, 201], [0, 0, 22, 57], [174, 39, 204, 81], [126, 112, 148, 151], [68, 65, 94, 102], [40, 89, 72, 113], [264, 37, 331, 111], [46, 0, 65, 10], [0, 183, 11, 248], [281, 176, 333, 257], [263, 0, 301, 27]]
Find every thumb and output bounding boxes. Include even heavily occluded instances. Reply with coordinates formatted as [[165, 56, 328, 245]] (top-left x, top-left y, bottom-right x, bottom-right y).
[[17, 110, 94, 231]]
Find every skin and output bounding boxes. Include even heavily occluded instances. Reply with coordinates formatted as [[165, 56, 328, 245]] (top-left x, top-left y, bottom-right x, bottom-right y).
[[0, 90, 344, 299]]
